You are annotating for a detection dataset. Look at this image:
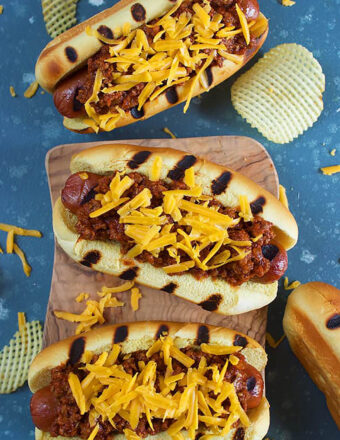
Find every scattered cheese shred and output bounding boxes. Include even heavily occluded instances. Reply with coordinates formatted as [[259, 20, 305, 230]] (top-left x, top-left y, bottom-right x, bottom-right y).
[[163, 127, 177, 139], [266, 332, 286, 349], [13, 244, 31, 277], [320, 165, 340, 175], [131, 287, 142, 311], [283, 276, 301, 290], [24, 80, 39, 98], [76, 293, 90, 303], [0, 224, 42, 237], [150, 156, 163, 181], [235, 4, 250, 45], [279, 184, 289, 208], [282, 0, 295, 6], [6, 230, 14, 254], [0, 245, 3, 254], [17, 312, 26, 334], [9, 86, 16, 97], [88, 424, 100, 440], [0, 5, 3, 14]]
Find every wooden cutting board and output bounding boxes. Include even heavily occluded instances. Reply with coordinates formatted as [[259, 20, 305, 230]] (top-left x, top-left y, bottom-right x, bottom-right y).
[[44, 136, 278, 348]]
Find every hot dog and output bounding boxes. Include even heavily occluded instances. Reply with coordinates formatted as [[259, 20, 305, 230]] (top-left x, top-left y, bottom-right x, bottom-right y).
[[53, 143, 298, 315], [283, 282, 340, 429], [28, 322, 270, 440], [35, 0, 269, 133]]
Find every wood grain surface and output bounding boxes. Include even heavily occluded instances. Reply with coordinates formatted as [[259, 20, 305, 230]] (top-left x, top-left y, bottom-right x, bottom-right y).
[[44, 136, 278, 348]]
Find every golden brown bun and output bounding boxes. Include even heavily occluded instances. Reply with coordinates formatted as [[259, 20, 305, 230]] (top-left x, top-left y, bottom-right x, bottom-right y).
[[35, 0, 268, 133], [29, 321, 270, 440], [283, 282, 340, 429], [53, 144, 298, 316]]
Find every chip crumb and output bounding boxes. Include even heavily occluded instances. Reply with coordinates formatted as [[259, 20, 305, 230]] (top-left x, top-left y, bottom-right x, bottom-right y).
[[282, 0, 295, 6], [330, 149, 336, 156], [279, 184, 289, 208], [268, 87, 274, 93], [320, 165, 340, 175], [9, 86, 16, 97], [284, 276, 301, 290], [163, 127, 177, 139], [24, 80, 39, 98], [266, 332, 286, 349]]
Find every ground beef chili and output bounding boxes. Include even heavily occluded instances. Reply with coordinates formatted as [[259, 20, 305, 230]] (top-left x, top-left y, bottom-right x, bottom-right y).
[[34, 348, 263, 439], [76, 0, 258, 116], [61, 171, 278, 286]]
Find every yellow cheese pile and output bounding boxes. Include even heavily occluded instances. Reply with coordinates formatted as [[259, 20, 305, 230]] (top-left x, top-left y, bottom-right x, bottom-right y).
[[68, 336, 249, 439], [90, 163, 256, 275], [84, 0, 266, 132], [55, 282, 142, 334]]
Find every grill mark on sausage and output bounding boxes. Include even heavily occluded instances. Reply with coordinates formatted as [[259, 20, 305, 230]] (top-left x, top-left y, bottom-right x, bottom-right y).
[[161, 282, 177, 293], [250, 196, 266, 214], [119, 267, 139, 280], [97, 25, 114, 40], [326, 314, 340, 329], [156, 324, 169, 339], [246, 376, 256, 391], [131, 3, 146, 22], [166, 87, 179, 104], [65, 46, 77, 63], [167, 155, 197, 180], [196, 325, 210, 345], [80, 250, 101, 267], [233, 427, 245, 440], [262, 244, 279, 261], [128, 151, 152, 169], [80, 188, 96, 205], [114, 325, 128, 343], [211, 171, 232, 195], [131, 105, 144, 119], [234, 334, 248, 347], [69, 337, 85, 365], [205, 67, 213, 87], [199, 294, 222, 312]]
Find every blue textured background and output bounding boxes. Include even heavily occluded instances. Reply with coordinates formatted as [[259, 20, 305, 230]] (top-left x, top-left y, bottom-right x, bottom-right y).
[[0, 0, 339, 438]]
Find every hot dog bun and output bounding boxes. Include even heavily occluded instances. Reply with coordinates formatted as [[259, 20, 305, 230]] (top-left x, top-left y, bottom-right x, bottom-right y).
[[53, 143, 298, 316], [283, 282, 340, 429], [29, 321, 270, 440], [35, 0, 268, 133]]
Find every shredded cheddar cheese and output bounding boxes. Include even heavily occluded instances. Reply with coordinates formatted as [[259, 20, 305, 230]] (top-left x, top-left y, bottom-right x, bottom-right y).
[[9, 86, 16, 97], [266, 332, 286, 349], [6, 230, 14, 254], [24, 80, 39, 98], [18, 312, 26, 334], [283, 276, 301, 290], [320, 165, 340, 175], [83, 1, 265, 131], [13, 244, 31, 277], [279, 184, 289, 208], [131, 287, 142, 311], [68, 336, 250, 439], [163, 127, 177, 139], [89, 164, 258, 274], [282, 0, 295, 6], [0, 6, 3, 14], [76, 293, 90, 303]]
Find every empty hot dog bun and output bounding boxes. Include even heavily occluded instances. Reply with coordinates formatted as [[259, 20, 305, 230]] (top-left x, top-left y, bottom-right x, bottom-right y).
[[283, 282, 340, 429], [35, 0, 269, 133], [53, 144, 298, 316], [29, 321, 270, 440]]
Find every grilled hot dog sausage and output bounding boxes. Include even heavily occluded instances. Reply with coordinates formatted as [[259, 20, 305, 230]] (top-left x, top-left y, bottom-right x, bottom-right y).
[[61, 172, 101, 213], [30, 386, 59, 432], [53, 68, 88, 118], [238, 0, 260, 21], [260, 242, 288, 283]]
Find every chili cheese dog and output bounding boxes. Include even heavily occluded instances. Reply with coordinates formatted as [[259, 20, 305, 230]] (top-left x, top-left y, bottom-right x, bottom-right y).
[[283, 282, 340, 429], [53, 144, 298, 315], [28, 321, 270, 440], [35, 0, 269, 133]]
